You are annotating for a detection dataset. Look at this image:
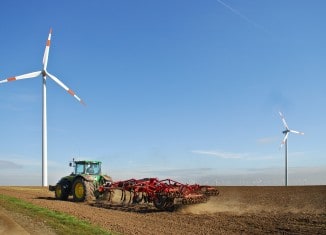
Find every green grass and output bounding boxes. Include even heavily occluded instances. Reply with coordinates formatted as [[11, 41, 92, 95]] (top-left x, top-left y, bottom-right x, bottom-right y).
[[0, 194, 114, 235]]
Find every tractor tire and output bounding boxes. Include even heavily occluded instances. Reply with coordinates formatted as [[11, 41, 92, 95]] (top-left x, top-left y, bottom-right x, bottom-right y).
[[72, 178, 95, 202], [55, 182, 69, 200]]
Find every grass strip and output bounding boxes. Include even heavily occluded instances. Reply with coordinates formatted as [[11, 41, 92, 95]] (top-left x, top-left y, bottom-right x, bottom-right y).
[[0, 194, 114, 235]]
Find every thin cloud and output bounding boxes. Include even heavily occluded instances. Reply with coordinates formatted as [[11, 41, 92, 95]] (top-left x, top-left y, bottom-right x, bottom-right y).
[[192, 150, 277, 161], [192, 150, 247, 159], [0, 93, 39, 111], [245, 155, 276, 161], [141, 167, 214, 175], [0, 160, 23, 169], [216, 0, 272, 36], [257, 136, 278, 144]]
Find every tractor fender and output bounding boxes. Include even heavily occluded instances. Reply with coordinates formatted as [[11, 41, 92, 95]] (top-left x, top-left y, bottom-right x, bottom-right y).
[[58, 177, 72, 184], [77, 174, 94, 182], [102, 175, 113, 182], [49, 177, 72, 191]]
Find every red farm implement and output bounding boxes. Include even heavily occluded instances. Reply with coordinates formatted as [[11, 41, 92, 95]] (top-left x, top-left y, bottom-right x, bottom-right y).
[[95, 177, 219, 211]]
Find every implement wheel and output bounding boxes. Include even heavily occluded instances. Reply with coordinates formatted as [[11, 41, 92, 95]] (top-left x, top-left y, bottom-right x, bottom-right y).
[[154, 195, 175, 211], [72, 178, 95, 202]]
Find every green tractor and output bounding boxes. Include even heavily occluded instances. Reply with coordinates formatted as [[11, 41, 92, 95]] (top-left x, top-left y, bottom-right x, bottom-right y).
[[49, 159, 113, 202]]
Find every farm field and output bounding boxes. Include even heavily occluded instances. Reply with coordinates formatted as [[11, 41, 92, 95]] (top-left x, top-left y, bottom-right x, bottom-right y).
[[0, 185, 325, 234]]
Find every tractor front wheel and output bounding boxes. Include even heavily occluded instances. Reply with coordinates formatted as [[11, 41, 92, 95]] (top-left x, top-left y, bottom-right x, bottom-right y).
[[72, 178, 95, 202]]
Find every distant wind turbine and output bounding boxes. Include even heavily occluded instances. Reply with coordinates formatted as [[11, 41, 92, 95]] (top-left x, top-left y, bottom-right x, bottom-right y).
[[279, 111, 304, 186], [0, 28, 85, 187]]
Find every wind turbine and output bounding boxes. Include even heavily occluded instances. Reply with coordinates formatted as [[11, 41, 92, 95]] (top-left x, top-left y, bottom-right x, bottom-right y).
[[0, 28, 85, 187], [279, 111, 304, 186]]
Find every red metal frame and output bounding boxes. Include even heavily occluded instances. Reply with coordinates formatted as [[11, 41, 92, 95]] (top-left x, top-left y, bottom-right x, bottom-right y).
[[98, 177, 218, 211]]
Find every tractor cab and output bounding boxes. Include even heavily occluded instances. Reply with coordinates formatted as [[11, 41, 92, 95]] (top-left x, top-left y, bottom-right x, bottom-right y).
[[70, 160, 102, 175]]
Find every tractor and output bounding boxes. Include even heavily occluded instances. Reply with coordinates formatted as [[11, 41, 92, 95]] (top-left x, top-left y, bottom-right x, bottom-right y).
[[50, 160, 219, 211], [49, 159, 113, 202]]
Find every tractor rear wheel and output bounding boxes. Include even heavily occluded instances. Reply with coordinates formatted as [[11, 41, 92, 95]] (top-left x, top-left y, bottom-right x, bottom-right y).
[[72, 178, 95, 202], [55, 182, 69, 200]]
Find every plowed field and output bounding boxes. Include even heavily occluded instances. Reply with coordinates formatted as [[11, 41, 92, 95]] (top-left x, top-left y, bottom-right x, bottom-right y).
[[0, 186, 325, 234]]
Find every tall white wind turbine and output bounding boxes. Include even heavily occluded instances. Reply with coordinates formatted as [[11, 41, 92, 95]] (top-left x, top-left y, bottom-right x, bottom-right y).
[[0, 28, 85, 187], [279, 111, 304, 186]]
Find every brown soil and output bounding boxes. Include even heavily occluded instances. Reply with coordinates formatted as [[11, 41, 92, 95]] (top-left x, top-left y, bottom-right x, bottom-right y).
[[0, 206, 56, 235], [0, 186, 325, 234]]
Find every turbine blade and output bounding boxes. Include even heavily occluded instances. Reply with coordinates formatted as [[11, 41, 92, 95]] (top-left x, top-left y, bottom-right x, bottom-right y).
[[279, 111, 289, 130], [43, 28, 52, 70], [0, 71, 42, 84], [280, 132, 289, 148], [290, 130, 304, 135], [46, 71, 85, 105]]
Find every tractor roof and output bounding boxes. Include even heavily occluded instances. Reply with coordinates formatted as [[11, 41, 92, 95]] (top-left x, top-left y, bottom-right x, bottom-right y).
[[74, 160, 102, 164]]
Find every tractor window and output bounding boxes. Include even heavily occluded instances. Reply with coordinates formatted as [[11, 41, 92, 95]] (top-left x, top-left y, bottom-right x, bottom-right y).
[[86, 163, 101, 175], [75, 163, 85, 174], [93, 163, 100, 174]]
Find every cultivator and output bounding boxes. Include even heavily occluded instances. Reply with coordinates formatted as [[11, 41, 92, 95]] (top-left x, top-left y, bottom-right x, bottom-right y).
[[95, 177, 219, 211]]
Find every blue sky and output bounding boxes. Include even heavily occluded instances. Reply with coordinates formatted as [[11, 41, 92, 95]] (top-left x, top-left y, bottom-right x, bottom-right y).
[[0, 0, 325, 186]]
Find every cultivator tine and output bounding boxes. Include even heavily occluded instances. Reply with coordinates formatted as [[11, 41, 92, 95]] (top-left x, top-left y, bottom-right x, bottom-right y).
[[127, 190, 133, 204], [141, 192, 148, 203], [107, 191, 113, 202], [120, 189, 126, 202], [131, 191, 140, 204], [144, 192, 150, 203]]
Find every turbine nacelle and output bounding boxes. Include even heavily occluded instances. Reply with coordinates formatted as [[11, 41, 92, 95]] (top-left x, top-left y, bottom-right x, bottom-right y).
[[282, 130, 289, 134]]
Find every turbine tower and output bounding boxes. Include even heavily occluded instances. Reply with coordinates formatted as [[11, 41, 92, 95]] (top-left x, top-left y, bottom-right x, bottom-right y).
[[0, 28, 85, 187], [279, 111, 304, 186]]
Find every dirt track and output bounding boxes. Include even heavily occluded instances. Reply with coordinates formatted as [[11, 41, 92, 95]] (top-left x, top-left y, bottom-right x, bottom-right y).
[[0, 186, 325, 234], [0, 207, 29, 235]]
